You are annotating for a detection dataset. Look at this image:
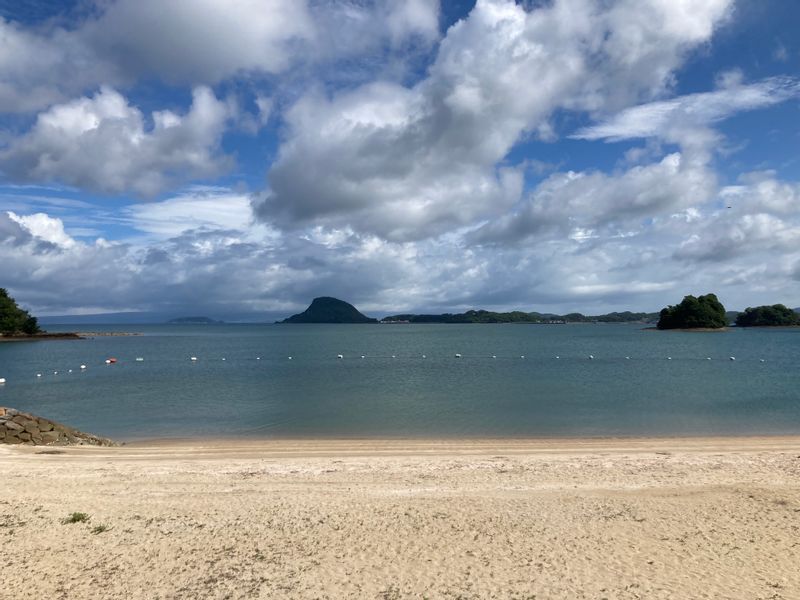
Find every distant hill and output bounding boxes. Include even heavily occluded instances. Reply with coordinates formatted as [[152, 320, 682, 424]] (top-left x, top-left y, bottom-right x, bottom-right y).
[[167, 316, 223, 324], [381, 309, 658, 324], [280, 297, 378, 324]]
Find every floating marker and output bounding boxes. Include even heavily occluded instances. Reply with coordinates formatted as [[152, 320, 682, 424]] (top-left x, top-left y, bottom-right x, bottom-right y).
[[667, 357, 672, 361], [455, 353, 462, 358], [625, 356, 631, 360], [105, 360, 111, 365], [36, 373, 42, 378], [135, 358, 144, 362], [53, 371, 58, 375], [392, 355, 396, 359], [729, 356, 736, 361], [555, 356, 560, 359], [0, 378, 5, 384], [361, 355, 365, 359], [80, 364, 87, 369], [760, 359, 766, 362], [222, 358, 226, 361], [492, 355, 496, 359], [422, 354, 426, 359], [190, 357, 198, 362], [256, 357, 261, 360], [520, 355, 525, 359], [589, 355, 594, 360], [337, 354, 344, 359], [288, 356, 292, 360], [706, 357, 712, 360], [68, 369, 73, 373]]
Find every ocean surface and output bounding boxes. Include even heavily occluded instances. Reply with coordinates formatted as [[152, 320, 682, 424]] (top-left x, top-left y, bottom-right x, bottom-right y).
[[1, 323, 799, 441]]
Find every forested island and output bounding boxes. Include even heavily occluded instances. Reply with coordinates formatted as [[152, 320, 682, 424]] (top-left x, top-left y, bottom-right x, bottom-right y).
[[735, 304, 799, 327], [280, 297, 378, 323], [0, 288, 81, 340]]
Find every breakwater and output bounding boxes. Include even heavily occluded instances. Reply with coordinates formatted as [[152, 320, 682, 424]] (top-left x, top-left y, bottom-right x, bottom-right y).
[[0, 407, 116, 446]]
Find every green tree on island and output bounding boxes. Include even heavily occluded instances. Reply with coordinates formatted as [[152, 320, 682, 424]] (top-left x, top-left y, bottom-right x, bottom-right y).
[[0, 288, 41, 335], [657, 293, 728, 330], [735, 304, 799, 327]]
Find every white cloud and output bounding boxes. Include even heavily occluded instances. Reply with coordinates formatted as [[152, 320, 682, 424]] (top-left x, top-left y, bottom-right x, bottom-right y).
[[256, 0, 733, 241], [124, 190, 255, 238], [0, 86, 233, 196], [573, 76, 800, 142], [6, 211, 76, 248]]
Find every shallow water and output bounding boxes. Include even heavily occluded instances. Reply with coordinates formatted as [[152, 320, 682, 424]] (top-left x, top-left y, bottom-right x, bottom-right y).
[[1, 323, 799, 440]]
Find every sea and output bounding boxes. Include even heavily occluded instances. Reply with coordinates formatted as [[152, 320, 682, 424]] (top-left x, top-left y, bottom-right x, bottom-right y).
[[1, 323, 799, 441]]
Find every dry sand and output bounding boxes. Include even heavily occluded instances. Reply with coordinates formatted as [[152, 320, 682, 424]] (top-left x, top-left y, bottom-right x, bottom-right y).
[[2, 437, 800, 599]]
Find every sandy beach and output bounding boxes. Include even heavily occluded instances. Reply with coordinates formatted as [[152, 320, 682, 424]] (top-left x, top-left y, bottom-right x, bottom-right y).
[[2, 437, 800, 599]]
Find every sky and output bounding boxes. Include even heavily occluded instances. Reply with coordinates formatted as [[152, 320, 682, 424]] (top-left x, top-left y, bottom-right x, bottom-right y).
[[0, 0, 799, 319]]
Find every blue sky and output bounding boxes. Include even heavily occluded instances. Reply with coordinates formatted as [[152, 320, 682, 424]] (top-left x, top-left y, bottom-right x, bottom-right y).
[[0, 0, 799, 318]]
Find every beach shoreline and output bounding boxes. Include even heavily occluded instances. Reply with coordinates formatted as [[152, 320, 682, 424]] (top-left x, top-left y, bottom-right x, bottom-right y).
[[3, 436, 799, 598]]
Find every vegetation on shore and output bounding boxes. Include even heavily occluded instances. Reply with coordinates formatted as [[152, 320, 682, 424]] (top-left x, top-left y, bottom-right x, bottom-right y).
[[381, 309, 657, 324], [0, 288, 41, 335], [657, 294, 728, 330], [735, 304, 800, 327]]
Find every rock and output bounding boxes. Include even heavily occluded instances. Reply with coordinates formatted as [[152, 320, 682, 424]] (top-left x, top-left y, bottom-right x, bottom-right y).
[[0, 429, 6, 439], [5, 436, 22, 444], [18, 432, 31, 442], [5, 420, 24, 432], [40, 431, 60, 444], [38, 422, 54, 432], [11, 415, 28, 425], [24, 422, 40, 434]]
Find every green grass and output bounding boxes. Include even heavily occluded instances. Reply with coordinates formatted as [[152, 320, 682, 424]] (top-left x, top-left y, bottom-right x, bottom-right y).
[[62, 512, 90, 524], [91, 524, 110, 534]]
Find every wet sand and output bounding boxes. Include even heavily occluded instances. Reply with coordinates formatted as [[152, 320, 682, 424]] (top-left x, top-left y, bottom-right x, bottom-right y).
[[2, 437, 799, 599]]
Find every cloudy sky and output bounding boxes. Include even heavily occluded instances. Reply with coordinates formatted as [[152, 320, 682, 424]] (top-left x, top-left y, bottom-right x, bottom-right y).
[[1, 0, 799, 319]]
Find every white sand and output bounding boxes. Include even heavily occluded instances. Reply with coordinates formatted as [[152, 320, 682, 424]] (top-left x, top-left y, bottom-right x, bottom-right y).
[[2, 437, 800, 599]]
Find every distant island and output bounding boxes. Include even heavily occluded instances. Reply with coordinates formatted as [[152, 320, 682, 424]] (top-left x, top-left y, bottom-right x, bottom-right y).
[[735, 304, 800, 327], [280, 297, 378, 324], [657, 294, 728, 330], [381, 309, 657, 324], [167, 317, 223, 324]]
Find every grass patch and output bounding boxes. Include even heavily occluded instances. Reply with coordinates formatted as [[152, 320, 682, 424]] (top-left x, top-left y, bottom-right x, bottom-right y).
[[91, 524, 110, 535], [62, 512, 90, 524]]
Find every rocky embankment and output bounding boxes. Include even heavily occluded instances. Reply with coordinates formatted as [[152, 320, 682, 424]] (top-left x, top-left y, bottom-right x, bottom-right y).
[[0, 407, 116, 446]]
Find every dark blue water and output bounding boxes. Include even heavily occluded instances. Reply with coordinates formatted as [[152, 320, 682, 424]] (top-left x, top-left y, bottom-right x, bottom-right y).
[[1, 324, 799, 440]]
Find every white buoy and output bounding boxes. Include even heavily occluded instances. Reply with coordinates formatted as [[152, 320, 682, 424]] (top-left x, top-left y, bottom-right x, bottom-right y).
[[625, 356, 631, 360], [455, 353, 462, 358], [222, 358, 226, 361], [729, 356, 736, 361], [555, 356, 560, 359], [392, 355, 396, 359], [337, 354, 343, 359], [80, 364, 87, 369], [0, 378, 5, 384], [520, 355, 525, 359], [104, 359, 111, 364], [53, 371, 58, 375], [68, 369, 73, 373], [760, 359, 765, 362], [36, 373, 42, 378], [135, 358, 144, 362], [361, 355, 365, 359], [288, 356, 292, 360], [492, 355, 496, 359], [667, 357, 672, 360], [422, 354, 426, 359], [589, 355, 594, 360], [706, 357, 712, 360], [190, 357, 197, 362], [256, 357, 261, 360]]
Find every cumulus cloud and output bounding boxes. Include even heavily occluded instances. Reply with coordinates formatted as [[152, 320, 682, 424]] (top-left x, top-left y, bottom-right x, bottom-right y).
[[256, 0, 733, 241], [0, 86, 233, 196]]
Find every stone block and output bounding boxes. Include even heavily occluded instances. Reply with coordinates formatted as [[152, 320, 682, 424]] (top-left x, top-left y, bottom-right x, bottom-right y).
[[18, 432, 31, 442], [24, 422, 40, 434], [5, 436, 22, 444], [38, 421, 54, 432], [12, 415, 28, 425], [5, 420, 23, 432], [31, 434, 43, 444]]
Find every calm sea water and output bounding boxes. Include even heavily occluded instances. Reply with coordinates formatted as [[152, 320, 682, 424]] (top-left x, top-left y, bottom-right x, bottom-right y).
[[1, 323, 799, 440]]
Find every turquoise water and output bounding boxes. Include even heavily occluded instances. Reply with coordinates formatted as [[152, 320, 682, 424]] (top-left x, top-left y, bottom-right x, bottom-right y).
[[1, 323, 799, 440]]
